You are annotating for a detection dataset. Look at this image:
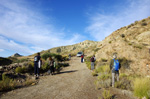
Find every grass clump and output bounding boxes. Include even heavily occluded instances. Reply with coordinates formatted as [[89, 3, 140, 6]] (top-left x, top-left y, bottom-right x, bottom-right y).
[[15, 66, 27, 73], [101, 89, 113, 99], [95, 65, 110, 73], [0, 73, 16, 92], [109, 41, 112, 44], [133, 45, 142, 49], [128, 43, 132, 45], [133, 77, 150, 99], [101, 58, 108, 62], [85, 61, 91, 70]]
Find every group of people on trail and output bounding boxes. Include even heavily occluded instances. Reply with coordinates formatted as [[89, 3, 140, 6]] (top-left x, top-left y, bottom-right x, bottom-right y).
[[34, 53, 55, 79], [90, 54, 121, 87], [34, 51, 121, 87]]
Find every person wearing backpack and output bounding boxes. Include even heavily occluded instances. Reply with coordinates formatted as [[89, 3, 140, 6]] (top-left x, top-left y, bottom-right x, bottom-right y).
[[81, 54, 84, 63], [34, 53, 41, 79], [110, 54, 121, 87], [90, 55, 96, 71], [48, 57, 55, 75]]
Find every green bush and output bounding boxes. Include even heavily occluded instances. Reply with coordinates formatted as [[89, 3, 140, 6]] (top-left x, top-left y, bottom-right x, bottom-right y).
[[15, 66, 27, 73], [109, 41, 112, 44], [27, 62, 34, 73], [141, 22, 147, 26], [118, 57, 130, 70], [133, 45, 142, 49], [92, 72, 98, 76], [94, 48, 100, 52], [85, 61, 91, 70], [98, 73, 110, 81], [41, 53, 56, 60], [0, 74, 16, 92], [102, 89, 113, 99], [128, 43, 132, 45], [115, 78, 132, 90], [101, 58, 108, 62], [133, 77, 150, 99], [95, 65, 110, 73], [41, 62, 49, 72]]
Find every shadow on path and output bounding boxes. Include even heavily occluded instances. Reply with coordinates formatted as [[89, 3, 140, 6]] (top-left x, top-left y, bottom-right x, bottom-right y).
[[57, 70, 78, 75]]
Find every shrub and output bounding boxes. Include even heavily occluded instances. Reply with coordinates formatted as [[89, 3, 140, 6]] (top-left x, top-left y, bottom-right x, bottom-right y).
[[141, 22, 147, 26], [98, 73, 110, 81], [121, 34, 125, 38], [41, 53, 56, 60], [133, 77, 150, 99], [27, 62, 34, 73], [85, 61, 91, 70], [92, 72, 98, 76], [55, 54, 62, 62], [101, 58, 108, 62], [115, 78, 132, 90], [118, 57, 130, 70], [95, 65, 110, 73], [41, 62, 49, 72], [15, 66, 27, 73], [134, 21, 138, 24], [94, 48, 100, 52], [109, 41, 112, 44], [102, 89, 113, 99], [133, 45, 142, 49], [56, 48, 61, 53], [128, 43, 132, 45], [142, 19, 146, 22], [0, 74, 16, 92]]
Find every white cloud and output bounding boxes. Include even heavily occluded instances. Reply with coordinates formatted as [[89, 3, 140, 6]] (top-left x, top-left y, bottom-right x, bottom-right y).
[[0, 49, 4, 52], [85, 0, 150, 41], [0, 0, 83, 56]]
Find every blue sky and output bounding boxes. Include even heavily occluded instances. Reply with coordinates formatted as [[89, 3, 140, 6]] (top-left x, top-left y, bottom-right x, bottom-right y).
[[0, 0, 150, 57]]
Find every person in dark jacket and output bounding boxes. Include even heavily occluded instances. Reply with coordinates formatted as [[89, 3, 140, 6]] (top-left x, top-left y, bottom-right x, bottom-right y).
[[91, 55, 96, 71], [48, 57, 55, 75], [34, 53, 41, 79], [81, 54, 84, 63], [110, 54, 121, 87]]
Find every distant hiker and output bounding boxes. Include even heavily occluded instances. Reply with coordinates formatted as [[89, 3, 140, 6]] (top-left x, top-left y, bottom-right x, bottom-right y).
[[34, 52, 41, 79], [90, 55, 96, 71], [48, 57, 55, 75], [110, 54, 121, 87], [69, 54, 71, 60], [81, 54, 84, 63]]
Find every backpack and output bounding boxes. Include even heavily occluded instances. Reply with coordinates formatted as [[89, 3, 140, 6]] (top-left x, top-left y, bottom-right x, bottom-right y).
[[34, 56, 38, 62], [90, 57, 95, 62], [113, 59, 119, 71]]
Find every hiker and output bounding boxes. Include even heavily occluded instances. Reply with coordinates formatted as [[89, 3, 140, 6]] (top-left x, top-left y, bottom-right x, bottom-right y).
[[110, 54, 121, 87], [81, 54, 84, 63], [48, 57, 55, 75], [69, 54, 71, 60], [34, 52, 41, 79], [90, 55, 96, 71]]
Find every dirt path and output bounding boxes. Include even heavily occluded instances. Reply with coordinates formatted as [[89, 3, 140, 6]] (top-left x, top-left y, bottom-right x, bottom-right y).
[[1, 57, 101, 99]]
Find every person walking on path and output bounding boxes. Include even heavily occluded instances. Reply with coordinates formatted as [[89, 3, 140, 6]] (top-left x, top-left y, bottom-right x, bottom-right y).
[[110, 54, 121, 87], [69, 54, 71, 60], [90, 55, 96, 71], [48, 57, 55, 75], [34, 53, 41, 79], [81, 54, 84, 63]]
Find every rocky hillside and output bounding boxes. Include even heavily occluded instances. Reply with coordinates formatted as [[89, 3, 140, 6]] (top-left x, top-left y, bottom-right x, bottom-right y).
[[40, 40, 98, 56], [94, 17, 150, 75]]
